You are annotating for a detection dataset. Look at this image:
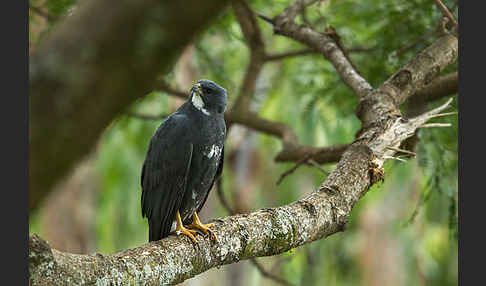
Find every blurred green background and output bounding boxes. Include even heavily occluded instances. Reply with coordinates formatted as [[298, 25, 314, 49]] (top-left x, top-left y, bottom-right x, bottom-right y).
[[29, 0, 458, 285]]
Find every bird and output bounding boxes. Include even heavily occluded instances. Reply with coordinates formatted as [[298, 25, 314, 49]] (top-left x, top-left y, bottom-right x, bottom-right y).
[[141, 79, 227, 243]]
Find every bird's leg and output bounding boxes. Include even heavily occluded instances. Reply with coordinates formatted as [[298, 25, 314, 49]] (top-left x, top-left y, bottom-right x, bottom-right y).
[[170, 211, 198, 243], [187, 212, 219, 242]]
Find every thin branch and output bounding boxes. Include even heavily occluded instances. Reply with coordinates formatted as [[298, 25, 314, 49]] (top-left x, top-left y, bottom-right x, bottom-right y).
[[306, 159, 329, 175], [256, 13, 274, 25], [383, 155, 407, 163], [427, 112, 457, 119], [277, 155, 330, 185], [264, 46, 375, 62], [264, 49, 318, 61], [250, 258, 297, 286], [420, 123, 452, 128], [216, 178, 235, 215], [265, 0, 373, 97], [276, 155, 313, 185], [433, 0, 458, 26], [386, 146, 416, 157]]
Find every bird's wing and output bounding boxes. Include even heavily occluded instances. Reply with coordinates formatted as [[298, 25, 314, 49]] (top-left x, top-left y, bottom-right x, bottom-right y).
[[196, 146, 224, 215], [141, 114, 194, 241]]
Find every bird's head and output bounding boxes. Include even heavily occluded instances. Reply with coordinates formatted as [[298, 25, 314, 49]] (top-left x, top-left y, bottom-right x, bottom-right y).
[[190, 79, 227, 115]]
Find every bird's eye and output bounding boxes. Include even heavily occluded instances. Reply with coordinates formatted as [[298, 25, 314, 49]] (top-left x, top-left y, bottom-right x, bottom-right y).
[[203, 87, 211, 94]]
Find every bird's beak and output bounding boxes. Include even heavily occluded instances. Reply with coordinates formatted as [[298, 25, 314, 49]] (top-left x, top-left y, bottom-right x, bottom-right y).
[[192, 83, 202, 96]]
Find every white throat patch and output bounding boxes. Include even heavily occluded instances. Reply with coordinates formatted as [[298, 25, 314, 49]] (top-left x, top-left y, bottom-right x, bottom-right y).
[[191, 93, 210, 116]]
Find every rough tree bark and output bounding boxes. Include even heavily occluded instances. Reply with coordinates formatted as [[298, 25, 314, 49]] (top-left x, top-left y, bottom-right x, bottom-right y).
[[29, 0, 231, 211], [29, 20, 458, 284]]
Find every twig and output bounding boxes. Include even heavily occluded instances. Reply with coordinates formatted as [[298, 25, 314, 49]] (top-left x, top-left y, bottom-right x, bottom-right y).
[[276, 155, 313, 185], [386, 146, 417, 157], [264, 46, 374, 62], [420, 123, 452, 128], [215, 178, 235, 215], [264, 49, 318, 61], [249, 258, 297, 286], [433, 0, 458, 26], [427, 112, 457, 119], [383, 155, 407, 163], [306, 159, 329, 175]]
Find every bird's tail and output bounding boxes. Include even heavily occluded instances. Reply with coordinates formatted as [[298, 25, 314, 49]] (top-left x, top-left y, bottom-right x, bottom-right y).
[[148, 206, 177, 242], [149, 219, 163, 242], [149, 217, 175, 242]]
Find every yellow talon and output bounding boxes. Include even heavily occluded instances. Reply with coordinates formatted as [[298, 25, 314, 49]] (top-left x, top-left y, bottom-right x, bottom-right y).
[[187, 212, 219, 242], [170, 211, 199, 243]]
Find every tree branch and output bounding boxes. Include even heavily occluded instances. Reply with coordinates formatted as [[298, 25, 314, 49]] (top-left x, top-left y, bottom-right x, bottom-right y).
[[433, 0, 458, 26], [230, 0, 267, 114], [267, 0, 373, 97], [249, 258, 297, 286], [356, 33, 458, 128], [264, 46, 375, 62], [411, 72, 458, 103], [264, 49, 317, 61]]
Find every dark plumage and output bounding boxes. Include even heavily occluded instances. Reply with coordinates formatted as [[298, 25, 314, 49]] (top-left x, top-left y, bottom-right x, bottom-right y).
[[141, 79, 227, 242]]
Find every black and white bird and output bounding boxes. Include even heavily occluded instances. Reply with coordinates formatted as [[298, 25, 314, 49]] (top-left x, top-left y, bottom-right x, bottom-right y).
[[141, 79, 226, 242]]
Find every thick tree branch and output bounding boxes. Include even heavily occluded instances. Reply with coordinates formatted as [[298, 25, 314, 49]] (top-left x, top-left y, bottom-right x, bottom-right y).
[[401, 71, 458, 152], [29, 26, 457, 284], [29, 0, 231, 211], [356, 33, 457, 128], [411, 72, 458, 103]]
